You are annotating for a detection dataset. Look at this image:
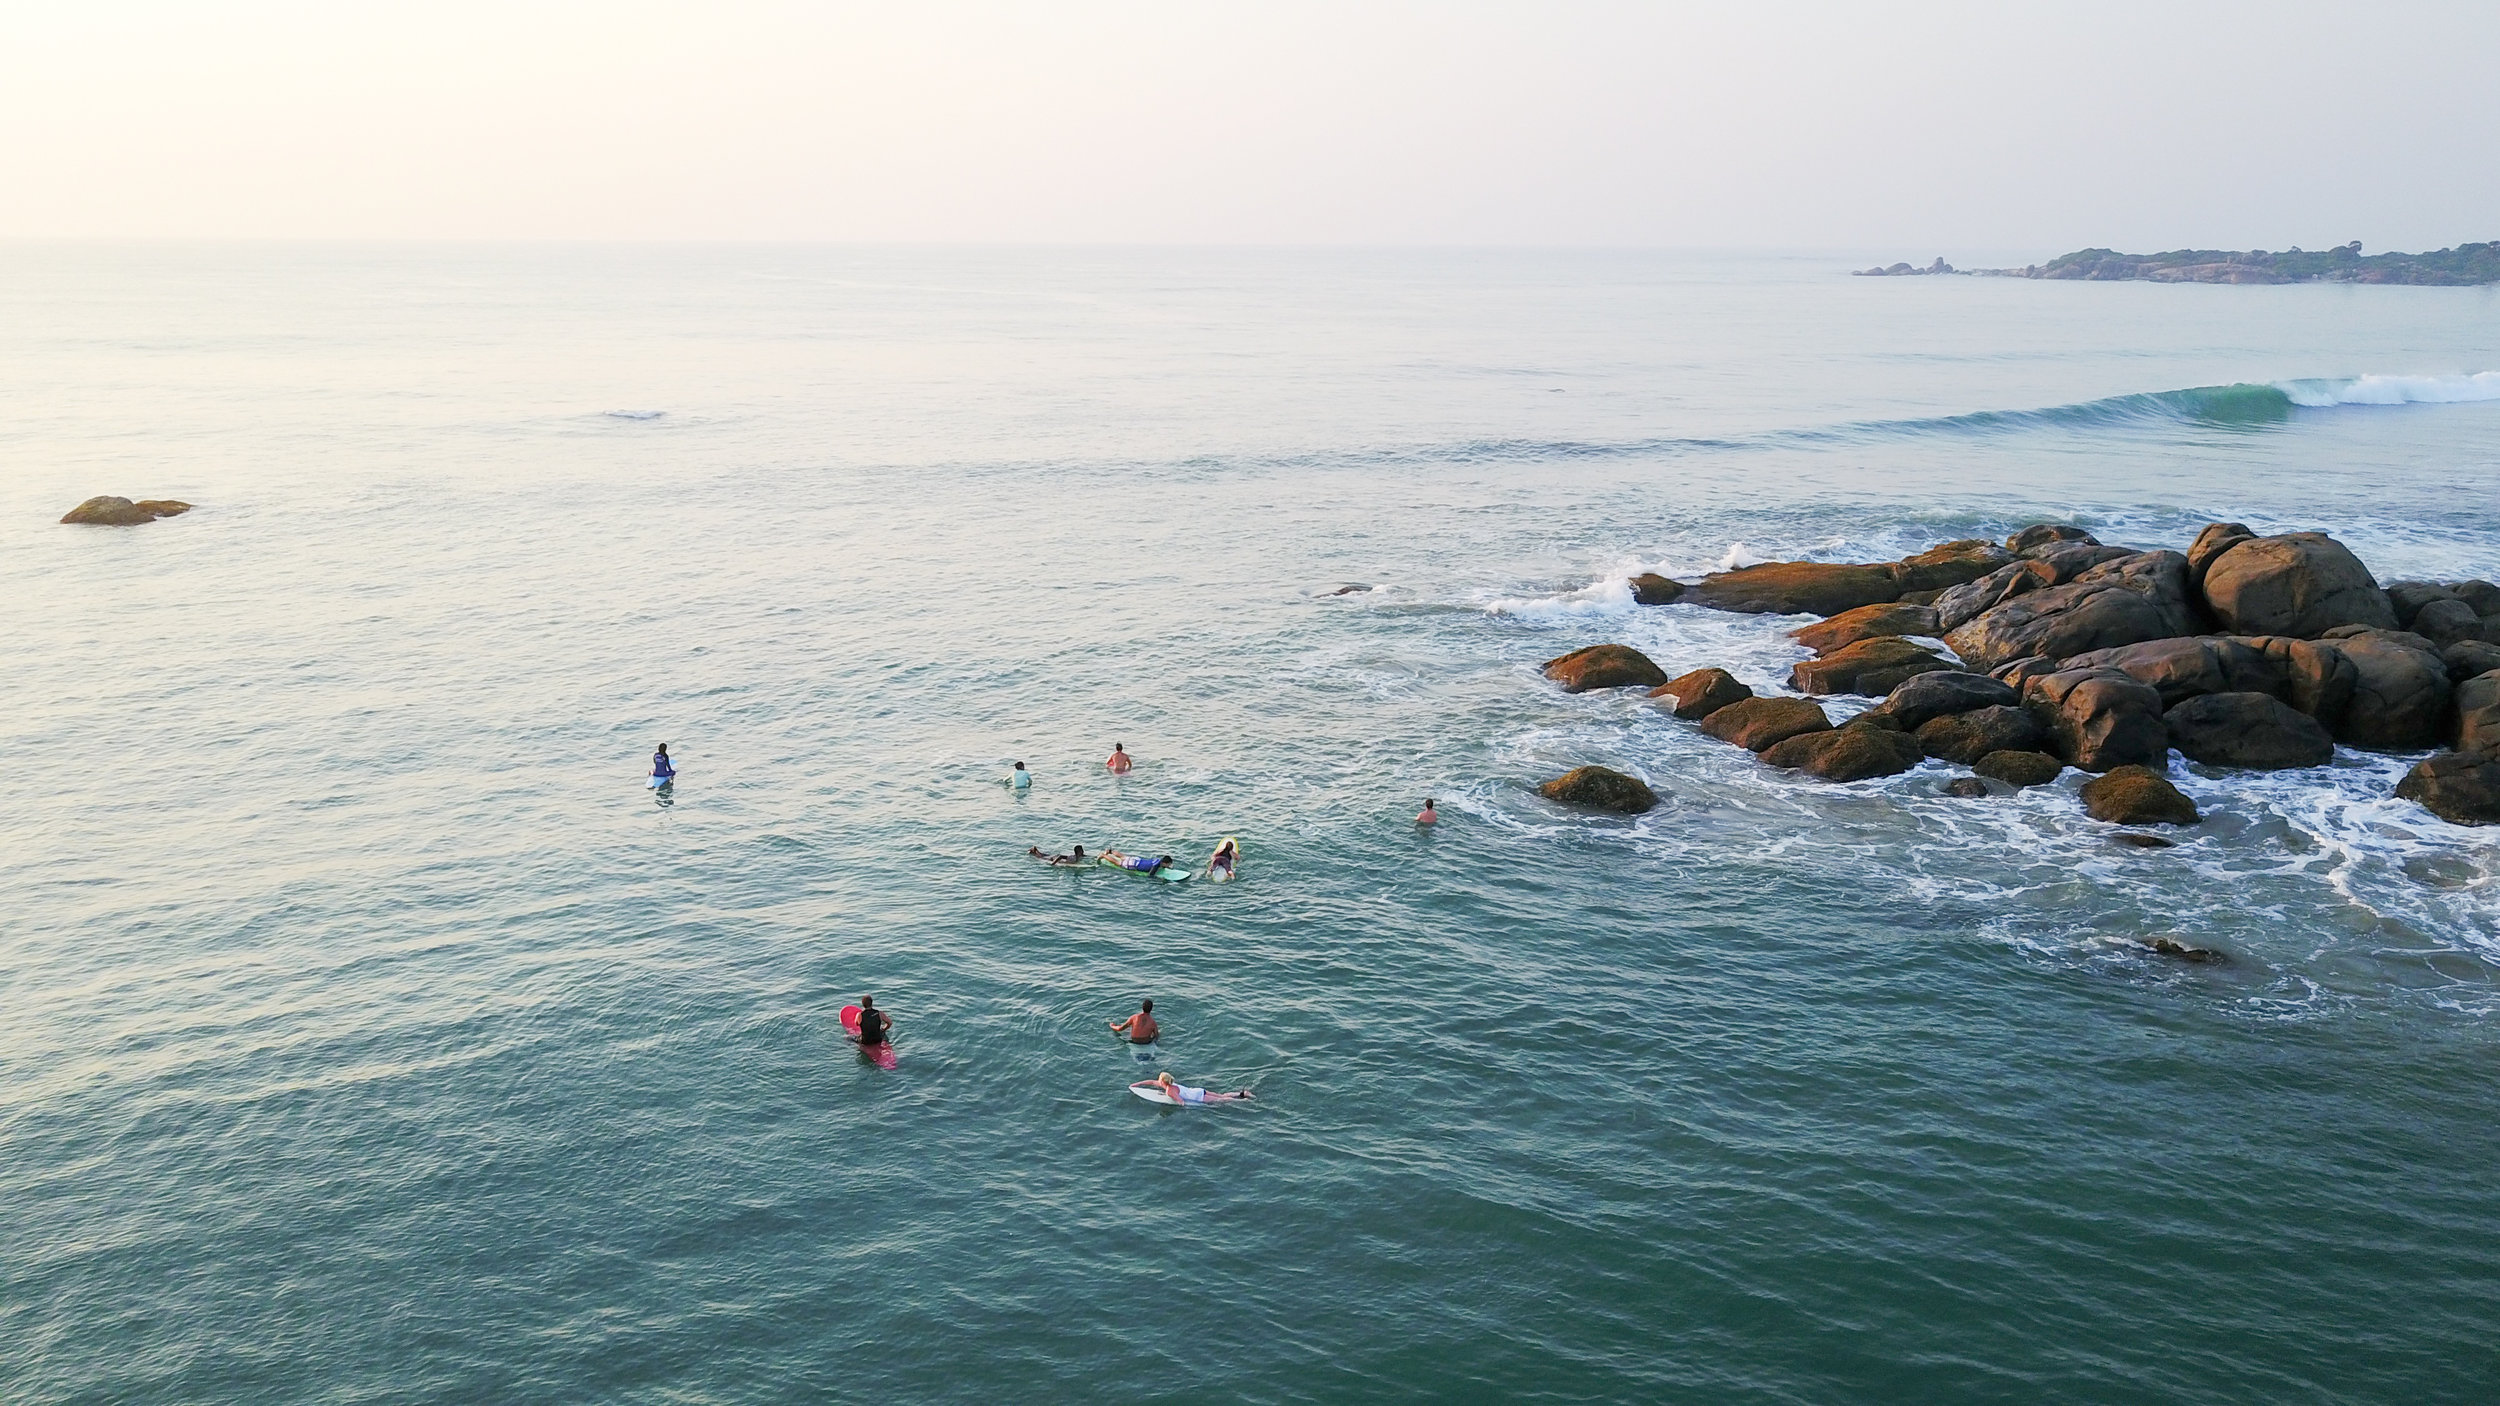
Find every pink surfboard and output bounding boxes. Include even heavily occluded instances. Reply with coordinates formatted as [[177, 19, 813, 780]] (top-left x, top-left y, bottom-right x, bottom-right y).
[[841, 1004, 898, 1069]]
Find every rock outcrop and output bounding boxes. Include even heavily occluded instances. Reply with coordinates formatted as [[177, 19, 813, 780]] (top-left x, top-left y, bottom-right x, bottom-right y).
[[1789, 602, 1939, 656], [2023, 667, 2169, 771], [1650, 668, 1753, 720], [2445, 641, 2500, 683], [2163, 692, 2335, 769], [2453, 671, 2500, 754], [2409, 597, 2487, 648], [61, 495, 192, 525], [1889, 539, 2015, 593], [1915, 705, 2045, 764], [1866, 671, 2018, 730], [2007, 524, 2097, 554], [1788, 637, 1954, 696], [1688, 561, 1900, 616], [2079, 765, 2199, 825], [1933, 544, 2135, 633], [1699, 696, 1832, 751], [2395, 749, 2500, 825], [1761, 724, 1924, 781], [2199, 531, 2396, 637], [1945, 551, 2198, 671], [1543, 644, 1669, 693], [1539, 766, 1658, 814], [1973, 750, 2064, 787], [1629, 573, 1685, 606], [2324, 629, 2451, 748]]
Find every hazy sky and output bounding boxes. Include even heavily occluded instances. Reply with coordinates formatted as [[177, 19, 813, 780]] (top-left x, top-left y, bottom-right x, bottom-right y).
[[2, 1, 2493, 252]]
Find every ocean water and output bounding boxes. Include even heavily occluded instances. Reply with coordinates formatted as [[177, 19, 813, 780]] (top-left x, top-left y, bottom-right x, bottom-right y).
[[5, 245, 2500, 1404]]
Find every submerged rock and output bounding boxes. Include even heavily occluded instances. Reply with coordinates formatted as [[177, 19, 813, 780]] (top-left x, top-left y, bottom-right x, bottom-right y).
[[1973, 749, 2065, 787], [1539, 766, 1658, 814], [1650, 667, 1753, 720], [2199, 531, 2396, 637], [1915, 705, 2045, 764], [1789, 602, 1939, 655], [2079, 765, 2199, 825], [1788, 636, 1955, 696], [1760, 725, 1924, 781], [1629, 573, 1685, 606], [1698, 696, 1832, 751], [1687, 561, 1901, 616], [1944, 777, 1991, 798], [2394, 748, 2500, 826], [1542, 644, 1668, 693], [2113, 834, 2178, 850], [2163, 692, 2335, 769], [61, 495, 192, 525], [2141, 935, 2223, 962]]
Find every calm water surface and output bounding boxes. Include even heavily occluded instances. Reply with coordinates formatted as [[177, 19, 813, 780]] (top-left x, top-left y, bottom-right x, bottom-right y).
[[5, 246, 2499, 1403]]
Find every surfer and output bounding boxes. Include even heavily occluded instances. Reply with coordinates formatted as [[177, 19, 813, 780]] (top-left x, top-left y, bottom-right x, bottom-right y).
[[1149, 1071, 1251, 1104], [1415, 798, 1437, 825], [1030, 844, 1090, 866], [1109, 999, 1159, 1044], [853, 995, 891, 1047], [1101, 849, 1172, 875], [1009, 761, 1032, 790], [651, 743, 675, 784], [1207, 838, 1239, 879], [1106, 742, 1132, 775]]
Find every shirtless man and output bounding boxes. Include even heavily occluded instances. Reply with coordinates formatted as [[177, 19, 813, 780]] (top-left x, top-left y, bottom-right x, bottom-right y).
[[1415, 797, 1438, 826], [1146, 1071, 1252, 1104], [1109, 999, 1159, 1044], [1105, 742, 1133, 774]]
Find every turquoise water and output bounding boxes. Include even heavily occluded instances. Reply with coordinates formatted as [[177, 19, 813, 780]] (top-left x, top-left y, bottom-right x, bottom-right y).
[[5, 246, 2500, 1403]]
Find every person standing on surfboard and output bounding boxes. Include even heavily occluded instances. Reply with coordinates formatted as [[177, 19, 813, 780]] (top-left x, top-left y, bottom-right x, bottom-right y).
[[1106, 743, 1132, 774], [651, 744, 675, 785], [854, 996, 891, 1047], [1148, 1071, 1251, 1104], [1109, 999, 1159, 1044]]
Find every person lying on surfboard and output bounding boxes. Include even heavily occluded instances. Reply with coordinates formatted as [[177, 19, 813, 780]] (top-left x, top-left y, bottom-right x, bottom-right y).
[[1206, 839, 1239, 879], [1109, 999, 1158, 1044], [1099, 849, 1172, 874], [1148, 1071, 1251, 1104], [1029, 844, 1091, 866]]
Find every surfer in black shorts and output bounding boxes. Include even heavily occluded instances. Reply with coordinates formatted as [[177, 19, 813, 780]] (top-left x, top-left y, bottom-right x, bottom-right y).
[[1109, 999, 1159, 1044], [854, 995, 891, 1046]]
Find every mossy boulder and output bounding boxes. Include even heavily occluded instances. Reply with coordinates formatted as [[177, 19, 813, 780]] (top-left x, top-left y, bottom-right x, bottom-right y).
[[1760, 725, 1924, 781], [1788, 636, 1954, 696], [1789, 602, 1940, 656], [1973, 750, 2064, 788], [1541, 644, 1668, 693], [1629, 573, 1685, 605], [61, 495, 192, 525], [1650, 667, 1752, 720], [2079, 765, 2199, 825], [1539, 765, 1658, 814], [1698, 696, 1832, 751]]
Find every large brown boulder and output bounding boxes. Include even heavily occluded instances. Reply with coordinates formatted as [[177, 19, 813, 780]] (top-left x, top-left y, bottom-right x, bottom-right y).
[[1945, 551, 2198, 671], [1866, 670, 2019, 730], [1889, 539, 2015, 593], [2185, 521, 2255, 590], [61, 495, 193, 525], [1542, 644, 1669, 693], [1916, 705, 2046, 764], [2163, 692, 2335, 769], [1790, 602, 1939, 655], [2325, 630, 2451, 749], [2199, 531, 2396, 637], [1974, 750, 2064, 787], [2242, 635, 2360, 720], [1629, 573, 1685, 605], [2410, 597, 2487, 648], [1539, 766, 1658, 813], [2385, 580, 2456, 628], [1687, 561, 1901, 616], [2061, 636, 2285, 707], [2023, 666, 2170, 771], [1933, 545, 2134, 633], [2453, 580, 2500, 618], [1650, 668, 1753, 720], [2394, 749, 2500, 825], [2007, 523, 2098, 554], [1699, 696, 1832, 751], [1761, 725, 1925, 781], [2080, 765, 2199, 825], [2454, 671, 2500, 754], [1788, 636, 1954, 696]]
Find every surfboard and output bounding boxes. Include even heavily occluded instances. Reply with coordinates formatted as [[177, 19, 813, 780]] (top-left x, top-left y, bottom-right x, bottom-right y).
[[1130, 1081, 1182, 1105], [648, 774, 673, 789], [1101, 855, 1190, 883], [1206, 836, 1240, 882], [841, 1004, 897, 1070]]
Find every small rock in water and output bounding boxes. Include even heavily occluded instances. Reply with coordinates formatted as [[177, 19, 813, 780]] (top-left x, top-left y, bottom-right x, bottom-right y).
[[1542, 643, 1668, 693], [1538, 765, 1658, 814], [2079, 765, 2199, 825], [1629, 572, 1685, 605], [1324, 584, 1368, 596], [1943, 777, 1990, 798], [2140, 935, 2224, 963], [2111, 832, 2175, 849], [1698, 696, 1832, 752], [60, 495, 192, 526], [1650, 667, 1752, 720], [1973, 749, 2064, 787]]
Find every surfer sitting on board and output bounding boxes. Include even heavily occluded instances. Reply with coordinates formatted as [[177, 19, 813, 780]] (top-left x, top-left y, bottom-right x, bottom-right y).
[[853, 996, 891, 1046], [1100, 849, 1172, 875], [1109, 999, 1159, 1044], [651, 743, 675, 784], [1106, 742, 1132, 774], [1149, 1071, 1251, 1104]]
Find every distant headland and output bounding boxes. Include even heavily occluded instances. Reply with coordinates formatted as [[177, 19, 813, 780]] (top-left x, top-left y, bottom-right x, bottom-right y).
[[1855, 241, 2500, 285]]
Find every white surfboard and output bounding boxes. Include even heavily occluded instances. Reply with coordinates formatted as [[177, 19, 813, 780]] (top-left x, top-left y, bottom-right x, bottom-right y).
[[1129, 1081, 1181, 1105]]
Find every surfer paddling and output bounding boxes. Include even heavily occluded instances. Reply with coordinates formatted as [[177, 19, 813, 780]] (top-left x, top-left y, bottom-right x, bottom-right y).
[[1148, 1071, 1251, 1104], [1109, 999, 1159, 1044], [1030, 844, 1091, 866], [1100, 849, 1173, 875]]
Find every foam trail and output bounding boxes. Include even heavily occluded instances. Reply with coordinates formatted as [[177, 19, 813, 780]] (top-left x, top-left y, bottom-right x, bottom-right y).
[[2275, 372, 2500, 408]]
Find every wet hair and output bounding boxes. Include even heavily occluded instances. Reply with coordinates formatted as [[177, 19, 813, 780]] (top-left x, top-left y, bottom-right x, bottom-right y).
[[1140, 999, 1153, 1012], [1072, 845, 1086, 857], [1013, 761, 1026, 769], [657, 743, 669, 754], [861, 996, 875, 1009], [1156, 855, 1171, 864], [1115, 742, 1125, 750], [1424, 798, 1434, 807]]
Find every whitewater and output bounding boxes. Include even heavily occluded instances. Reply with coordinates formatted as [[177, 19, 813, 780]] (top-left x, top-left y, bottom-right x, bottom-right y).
[[3, 245, 2498, 1405]]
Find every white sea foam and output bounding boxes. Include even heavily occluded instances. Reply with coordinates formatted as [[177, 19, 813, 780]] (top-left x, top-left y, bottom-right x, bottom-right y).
[[2275, 372, 2500, 408]]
